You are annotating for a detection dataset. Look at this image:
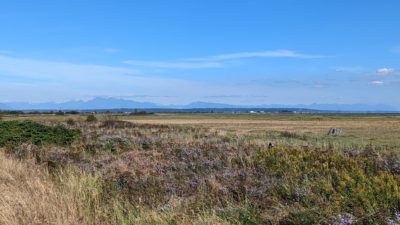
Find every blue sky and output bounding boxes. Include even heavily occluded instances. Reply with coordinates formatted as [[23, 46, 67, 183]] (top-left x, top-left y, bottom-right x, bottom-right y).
[[0, 0, 399, 108]]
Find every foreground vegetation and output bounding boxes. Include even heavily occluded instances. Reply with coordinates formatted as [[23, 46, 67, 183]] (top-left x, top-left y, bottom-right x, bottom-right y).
[[0, 113, 399, 224]]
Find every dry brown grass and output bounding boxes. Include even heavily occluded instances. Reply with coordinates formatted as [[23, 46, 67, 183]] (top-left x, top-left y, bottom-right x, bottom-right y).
[[0, 151, 229, 225], [0, 152, 83, 225]]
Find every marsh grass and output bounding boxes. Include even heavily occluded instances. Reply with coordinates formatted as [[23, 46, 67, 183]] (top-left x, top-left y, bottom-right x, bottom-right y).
[[0, 114, 399, 224]]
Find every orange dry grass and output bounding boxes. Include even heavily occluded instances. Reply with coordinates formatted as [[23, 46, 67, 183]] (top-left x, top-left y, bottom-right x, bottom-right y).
[[0, 153, 82, 225]]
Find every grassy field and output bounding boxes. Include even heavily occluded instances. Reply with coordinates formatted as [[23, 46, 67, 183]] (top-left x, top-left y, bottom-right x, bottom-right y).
[[122, 113, 400, 152], [4, 113, 400, 149], [0, 113, 399, 225]]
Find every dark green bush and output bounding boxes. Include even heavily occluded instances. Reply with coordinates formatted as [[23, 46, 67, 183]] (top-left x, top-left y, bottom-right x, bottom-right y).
[[0, 120, 80, 147]]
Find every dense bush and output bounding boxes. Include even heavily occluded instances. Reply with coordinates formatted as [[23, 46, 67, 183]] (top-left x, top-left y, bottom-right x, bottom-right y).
[[0, 121, 80, 147]]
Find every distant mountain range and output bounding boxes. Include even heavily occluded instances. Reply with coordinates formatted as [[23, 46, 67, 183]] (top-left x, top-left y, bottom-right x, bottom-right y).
[[0, 97, 398, 112]]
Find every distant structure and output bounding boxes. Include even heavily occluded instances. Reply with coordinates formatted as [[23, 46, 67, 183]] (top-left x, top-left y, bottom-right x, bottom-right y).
[[327, 128, 342, 136]]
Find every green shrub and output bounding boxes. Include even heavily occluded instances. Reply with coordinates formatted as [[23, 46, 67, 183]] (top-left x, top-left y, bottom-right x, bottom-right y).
[[0, 120, 80, 147]]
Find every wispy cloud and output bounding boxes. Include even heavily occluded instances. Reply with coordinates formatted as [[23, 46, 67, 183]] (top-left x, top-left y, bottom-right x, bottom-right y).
[[349, 67, 398, 86], [0, 55, 136, 82], [369, 80, 384, 85], [123, 50, 325, 69], [0, 53, 339, 105], [376, 68, 395, 76], [123, 60, 222, 69], [334, 66, 366, 73], [0, 54, 210, 102], [2, 53, 397, 107], [187, 50, 326, 61]]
